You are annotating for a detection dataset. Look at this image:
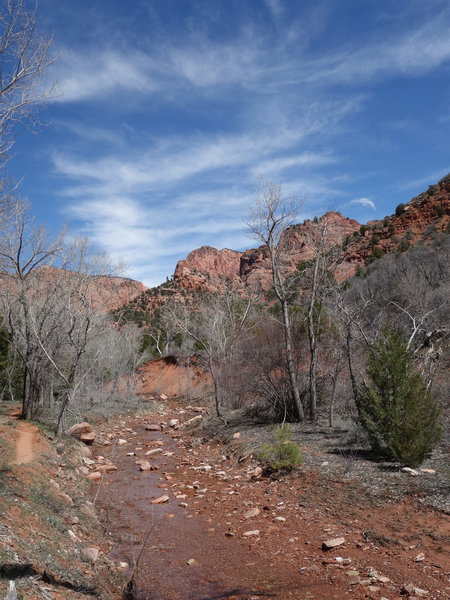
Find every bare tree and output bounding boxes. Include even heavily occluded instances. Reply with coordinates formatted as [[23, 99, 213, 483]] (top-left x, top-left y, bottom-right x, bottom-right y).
[[245, 179, 305, 421], [0, 199, 65, 419], [0, 199, 124, 434], [305, 217, 330, 421], [0, 0, 54, 165], [166, 287, 256, 419]]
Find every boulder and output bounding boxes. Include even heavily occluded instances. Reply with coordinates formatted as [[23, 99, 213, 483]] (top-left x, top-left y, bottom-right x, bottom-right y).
[[322, 537, 345, 550], [145, 424, 161, 431], [80, 431, 96, 444], [68, 422, 95, 444], [82, 547, 99, 563], [57, 492, 74, 507], [78, 445, 93, 458]]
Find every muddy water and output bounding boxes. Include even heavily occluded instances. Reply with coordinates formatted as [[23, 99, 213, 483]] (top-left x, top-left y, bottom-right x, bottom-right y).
[[93, 424, 336, 600]]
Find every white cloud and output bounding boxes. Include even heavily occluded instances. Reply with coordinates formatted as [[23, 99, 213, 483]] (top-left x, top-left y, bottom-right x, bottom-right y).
[[252, 151, 336, 178], [50, 48, 160, 103], [54, 120, 124, 145], [394, 168, 450, 192], [46, 4, 450, 110], [304, 12, 450, 86], [265, 0, 283, 19], [41, 3, 450, 287], [351, 198, 376, 209]]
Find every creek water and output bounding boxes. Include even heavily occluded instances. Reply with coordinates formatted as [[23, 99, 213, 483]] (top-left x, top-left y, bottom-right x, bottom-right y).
[[92, 422, 331, 600]]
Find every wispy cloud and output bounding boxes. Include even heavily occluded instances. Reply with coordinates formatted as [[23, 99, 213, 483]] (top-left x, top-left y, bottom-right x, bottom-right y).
[[265, 0, 283, 19], [394, 168, 450, 192], [48, 4, 450, 110], [51, 105, 348, 193], [351, 198, 376, 210], [304, 10, 450, 85], [252, 151, 336, 178], [30, 1, 450, 287], [51, 48, 160, 103]]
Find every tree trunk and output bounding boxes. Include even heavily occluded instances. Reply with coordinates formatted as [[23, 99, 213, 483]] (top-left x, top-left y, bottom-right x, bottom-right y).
[[346, 325, 359, 406], [281, 298, 304, 422], [56, 393, 70, 438], [308, 235, 325, 422], [329, 355, 341, 428], [209, 360, 222, 418], [308, 322, 318, 421]]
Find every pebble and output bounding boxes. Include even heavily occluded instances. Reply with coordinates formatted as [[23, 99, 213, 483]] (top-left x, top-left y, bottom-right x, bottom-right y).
[[145, 424, 161, 431], [414, 552, 425, 562], [187, 558, 199, 566], [401, 467, 419, 476], [151, 495, 169, 504], [244, 508, 260, 519]]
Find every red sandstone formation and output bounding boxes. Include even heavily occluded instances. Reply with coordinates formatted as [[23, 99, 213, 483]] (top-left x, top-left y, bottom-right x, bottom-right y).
[[100, 174, 450, 315], [173, 246, 242, 292]]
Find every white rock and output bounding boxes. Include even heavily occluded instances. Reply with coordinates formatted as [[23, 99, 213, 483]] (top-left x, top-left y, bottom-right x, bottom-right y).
[[151, 494, 169, 504], [401, 467, 420, 476], [414, 552, 425, 562], [244, 507, 260, 519], [6, 581, 17, 600], [145, 448, 163, 456], [243, 529, 260, 537]]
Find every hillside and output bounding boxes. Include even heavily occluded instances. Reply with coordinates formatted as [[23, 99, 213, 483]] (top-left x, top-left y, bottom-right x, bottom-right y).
[[116, 174, 450, 318]]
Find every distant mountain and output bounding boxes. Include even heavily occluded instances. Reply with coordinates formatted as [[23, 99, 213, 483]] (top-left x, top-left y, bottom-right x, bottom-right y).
[[114, 174, 449, 320]]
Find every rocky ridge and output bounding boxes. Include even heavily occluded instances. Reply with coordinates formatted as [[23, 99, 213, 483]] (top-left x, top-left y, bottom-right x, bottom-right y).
[[118, 174, 449, 317]]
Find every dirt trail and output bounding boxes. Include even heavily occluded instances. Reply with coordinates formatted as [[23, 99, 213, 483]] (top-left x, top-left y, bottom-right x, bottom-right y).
[[12, 422, 37, 464], [6, 408, 39, 465]]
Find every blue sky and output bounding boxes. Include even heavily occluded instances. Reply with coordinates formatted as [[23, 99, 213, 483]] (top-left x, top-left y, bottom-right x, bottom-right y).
[[8, 0, 450, 287]]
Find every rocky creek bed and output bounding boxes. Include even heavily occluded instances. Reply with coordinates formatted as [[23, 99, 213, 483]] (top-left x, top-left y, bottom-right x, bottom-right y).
[[87, 404, 449, 600]]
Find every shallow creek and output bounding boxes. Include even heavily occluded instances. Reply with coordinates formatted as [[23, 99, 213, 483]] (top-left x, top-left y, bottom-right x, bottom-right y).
[[91, 422, 330, 600]]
